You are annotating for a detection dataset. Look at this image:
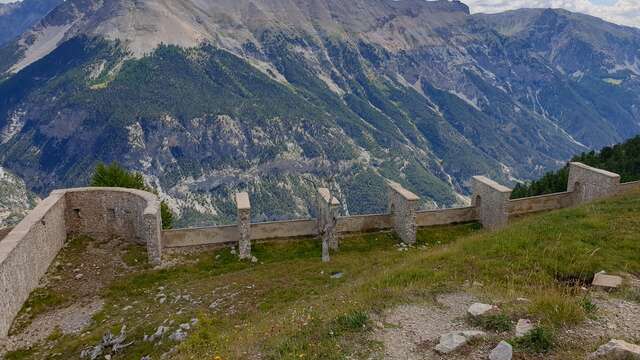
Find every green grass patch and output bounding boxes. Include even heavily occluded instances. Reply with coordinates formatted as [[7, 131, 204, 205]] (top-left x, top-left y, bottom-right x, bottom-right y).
[[513, 326, 554, 353], [469, 314, 513, 332]]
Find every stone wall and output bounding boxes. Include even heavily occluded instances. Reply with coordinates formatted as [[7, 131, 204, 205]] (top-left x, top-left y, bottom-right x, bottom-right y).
[[0, 188, 161, 338], [4, 162, 640, 338], [62, 188, 163, 264], [472, 176, 512, 230], [507, 191, 575, 217], [0, 192, 67, 337], [617, 181, 640, 195], [568, 162, 620, 204], [416, 207, 477, 227], [387, 181, 419, 244]]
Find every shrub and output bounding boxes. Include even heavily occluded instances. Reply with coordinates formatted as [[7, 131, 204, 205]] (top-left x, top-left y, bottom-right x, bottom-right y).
[[334, 310, 369, 333], [90, 162, 173, 229], [514, 326, 553, 353], [469, 314, 513, 332]]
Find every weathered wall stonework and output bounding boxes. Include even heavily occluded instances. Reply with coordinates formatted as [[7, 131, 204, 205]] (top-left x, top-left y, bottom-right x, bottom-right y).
[[236, 192, 251, 259], [472, 176, 512, 230], [317, 188, 340, 261], [568, 162, 621, 204], [3, 162, 639, 339], [387, 181, 420, 244], [0, 188, 161, 338]]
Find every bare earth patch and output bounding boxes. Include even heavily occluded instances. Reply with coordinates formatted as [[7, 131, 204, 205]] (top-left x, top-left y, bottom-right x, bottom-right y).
[[0, 236, 144, 355], [373, 292, 495, 360]]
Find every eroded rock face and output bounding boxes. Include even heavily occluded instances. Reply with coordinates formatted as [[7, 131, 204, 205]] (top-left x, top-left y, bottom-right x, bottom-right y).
[[434, 330, 486, 354], [588, 339, 640, 359]]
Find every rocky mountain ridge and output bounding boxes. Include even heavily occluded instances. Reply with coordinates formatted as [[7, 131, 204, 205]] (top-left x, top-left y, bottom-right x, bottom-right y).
[[0, 0, 638, 226]]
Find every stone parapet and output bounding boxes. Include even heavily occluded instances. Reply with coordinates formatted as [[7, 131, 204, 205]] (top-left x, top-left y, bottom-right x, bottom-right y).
[[568, 162, 620, 204], [472, 176, 512, 230], [317, 188, 340, 261], [236, 192, 251, 259], [387, 181, 419, 244]]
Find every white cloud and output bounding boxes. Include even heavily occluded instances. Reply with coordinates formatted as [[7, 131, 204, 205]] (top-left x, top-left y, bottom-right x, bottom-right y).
[[463, 0, 640, 28]]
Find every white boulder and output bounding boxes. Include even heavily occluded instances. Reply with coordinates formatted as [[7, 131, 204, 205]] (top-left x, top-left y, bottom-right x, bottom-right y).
[[467, 303, 496, 317], [588, 339, 640, 359], [434, 330, 486, 354], [515, 319, 534, 338], [489, 341, 513, 360]]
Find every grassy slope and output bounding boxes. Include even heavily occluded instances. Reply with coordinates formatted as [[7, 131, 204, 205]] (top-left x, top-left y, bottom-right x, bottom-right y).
[[6, 191, 640, 359]]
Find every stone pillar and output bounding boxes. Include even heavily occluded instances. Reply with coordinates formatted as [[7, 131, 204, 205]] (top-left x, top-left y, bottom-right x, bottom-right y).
[[567, 162, 621, 205], [317, 188, 340, 261], [387, 181, 419, 245], [472, 176, 512, 231], [145, 212, 163, 266], [236, 192, 251, 260]]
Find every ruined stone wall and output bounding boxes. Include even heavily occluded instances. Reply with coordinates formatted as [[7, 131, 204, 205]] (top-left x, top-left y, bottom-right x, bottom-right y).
[[0, 188, 161, 338], [62, 188, 162, 264], [0, 192, 67, 337]]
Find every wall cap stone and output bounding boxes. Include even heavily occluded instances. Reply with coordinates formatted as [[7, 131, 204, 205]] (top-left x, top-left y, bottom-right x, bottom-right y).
[[472, 176, 512, 193], [235, 192, 251, 210], [55, 187, 161, 216], [570, 162, 620, 179], [318, 188, 340, 206], [386, 181, 420, 201]]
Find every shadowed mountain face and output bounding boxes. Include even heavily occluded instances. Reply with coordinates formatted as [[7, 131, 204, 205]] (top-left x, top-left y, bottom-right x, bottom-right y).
[[0, 0, 63, 46], [0, 0, 638, 226]]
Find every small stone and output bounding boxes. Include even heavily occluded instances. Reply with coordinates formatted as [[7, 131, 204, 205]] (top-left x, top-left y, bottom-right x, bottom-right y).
[[489, 341, 513, 360], [75, 273, 84, 280], [330, 272, 343, 279], [251, 256, 258, 263], [230, 248, 237, 255], [516, 319, 534, 338], [159, 297, 166, 304], [169, 330, 187, 342], [588, 339, 640, 359], [434, 330, 485, 354], [467, 303, 495, 317], [179, 323, 191, 331], [105, 355, 112, 360], [472, 281, 484, 287], [592, 272, 623, 289]]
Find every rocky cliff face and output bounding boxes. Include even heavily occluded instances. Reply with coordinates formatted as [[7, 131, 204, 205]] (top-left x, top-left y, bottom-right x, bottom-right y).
[[0, 0, 638, 226], [0, 166, 38, 228], [0, 0, 63, 46]]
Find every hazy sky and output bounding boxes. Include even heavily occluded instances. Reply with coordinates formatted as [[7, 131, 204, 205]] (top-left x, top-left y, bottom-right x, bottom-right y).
[[0, 0, 638, 28]]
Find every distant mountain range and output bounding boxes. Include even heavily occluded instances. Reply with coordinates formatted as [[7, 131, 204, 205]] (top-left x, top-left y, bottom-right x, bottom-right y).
[[0, 0, 639, 226], [0, 166, 38, 228], [0, 0, 62, 46]]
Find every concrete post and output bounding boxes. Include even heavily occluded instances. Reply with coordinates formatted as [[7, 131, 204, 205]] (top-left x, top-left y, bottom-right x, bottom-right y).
[[567, 162, 621, 205], [236, 192, 251, 260], [387, 181, 419, 245], [317, 188, 340, 261], [472, 176, 512, 231]]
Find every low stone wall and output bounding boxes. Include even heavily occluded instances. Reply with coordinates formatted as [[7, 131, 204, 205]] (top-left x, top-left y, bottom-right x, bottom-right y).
[[507, 191, 575, 217], [0, 192, 67, 338], [416, 206, 477, 227], [618, 181, 640, 195], [0, 188, 161, 338], [337, 214, 392, 234]]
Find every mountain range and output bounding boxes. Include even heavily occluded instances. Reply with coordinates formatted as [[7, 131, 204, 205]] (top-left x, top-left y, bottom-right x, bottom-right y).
[[0, 0, 639, 226], [0, 0, 63, 46]]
